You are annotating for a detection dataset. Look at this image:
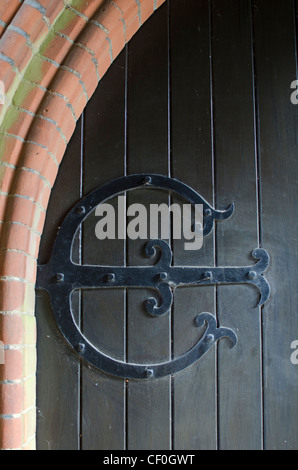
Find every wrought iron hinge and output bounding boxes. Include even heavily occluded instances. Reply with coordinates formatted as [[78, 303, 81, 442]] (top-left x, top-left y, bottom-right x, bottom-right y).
[[36, 174, 270, 380]]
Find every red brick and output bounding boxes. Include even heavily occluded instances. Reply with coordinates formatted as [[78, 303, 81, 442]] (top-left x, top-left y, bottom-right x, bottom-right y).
[[97, 47, 112, 79], [0, 314, 23, 345], [69, 0, 102, 19], [0, 224, 40, 259], [0, 349, 23, 381], [90, 4, 126, 60], [0, 25, 6, 39], [35, 208, 46, 235], [0, 135, 25, 168], [48, 66, 80, 99], [122, 1, 140, 24], [54, 8, 87, 41], [139, 0, 154, 24], [48, 67, 88, 121], [13, 80, 46, 115], [0, 382, 23, 415], [38, 184, 51, 213], [0, 194, 7, 222], [63, 44, 94, 76], [24, 54, 59, 89], [38, 0, 65, 27], [0, 59, 18, 97], [28, 117, 64, 156], [3, 197, 37, 229], [0, 416, 23, 449], [120, 0, 141, 43], [40, 30, 72, 64], [0, 165, 15, 194], [80, 65, 99, 101], [22, 144, 58, 188], [110, 28, 126, 60], [13, 167, 50, 203], [4, 108, 34, 142], [38, 90, 67, 120], [0, 279, 27, 313], [11, 3, 47, 44], [57, 111, 76, 145], [0, 0, 22, 26], [76, 21, 107, 55], [0, 30, 32, 73], [94, 2, 124, 34], [0, 251, 36, 284], [54, 137, 67, 165], [38, 92, 77, 143], [126, 16, 140, 41]]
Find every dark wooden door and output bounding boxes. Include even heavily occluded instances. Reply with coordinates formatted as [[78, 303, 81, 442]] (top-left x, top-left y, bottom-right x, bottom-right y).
[[36, 0, 298, 450]]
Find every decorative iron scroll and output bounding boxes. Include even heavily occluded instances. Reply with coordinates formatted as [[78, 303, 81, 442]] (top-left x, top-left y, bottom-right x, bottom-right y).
[[36, 174, 270, 380]]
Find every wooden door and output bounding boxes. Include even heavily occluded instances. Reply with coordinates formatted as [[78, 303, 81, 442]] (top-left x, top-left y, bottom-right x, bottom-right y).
[[36, 0, 298, 450]]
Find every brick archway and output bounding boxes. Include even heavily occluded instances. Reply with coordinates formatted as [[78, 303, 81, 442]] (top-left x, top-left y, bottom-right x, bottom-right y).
[[0, 0, 165, 450]]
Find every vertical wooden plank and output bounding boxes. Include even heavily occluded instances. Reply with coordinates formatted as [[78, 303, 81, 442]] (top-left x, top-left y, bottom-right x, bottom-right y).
[[80, 51, 126, 450], [170, 0, 217, 450], [212, 0, 263, 450], [253, 0, 298, 449], [126, 3, 171, 450], [296, 0, 298, 68], [296, 0, 298, 66], [36, 120, 82, 450]]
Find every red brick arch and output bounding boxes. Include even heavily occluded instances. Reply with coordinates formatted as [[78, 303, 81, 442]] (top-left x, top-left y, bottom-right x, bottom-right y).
[[0, 0, 165, 450]]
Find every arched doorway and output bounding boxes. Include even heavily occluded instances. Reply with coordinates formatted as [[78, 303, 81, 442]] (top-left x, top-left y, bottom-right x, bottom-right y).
[[1, 0, 297, 451]]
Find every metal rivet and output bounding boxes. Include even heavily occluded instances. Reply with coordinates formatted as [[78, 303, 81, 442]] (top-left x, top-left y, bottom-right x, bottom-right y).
[[206, 334, 214, 343], [54, 273, 64, 283], [158, 272, 168, 281], [204, 208, 212, 217], [104, 273, 116, 284], [144, 368, 154, 378], [247, 271, 257, 280], [143, 176, 152, 185], [75, 206, 86, 215], [75, 343, 85, 353], [203, 271, 213, 281]]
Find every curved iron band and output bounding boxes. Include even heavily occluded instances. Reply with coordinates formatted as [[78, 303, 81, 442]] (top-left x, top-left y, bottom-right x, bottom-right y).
[[47, 174, 234, 264], [43, 296, 237, 379]]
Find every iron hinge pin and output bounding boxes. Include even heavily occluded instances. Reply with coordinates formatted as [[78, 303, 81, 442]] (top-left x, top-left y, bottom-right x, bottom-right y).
[[54, 273, 64, 283]]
